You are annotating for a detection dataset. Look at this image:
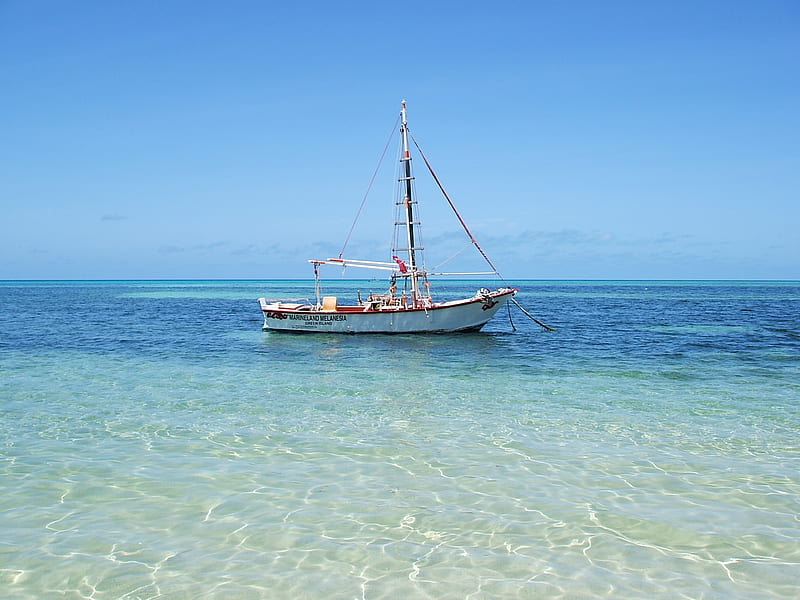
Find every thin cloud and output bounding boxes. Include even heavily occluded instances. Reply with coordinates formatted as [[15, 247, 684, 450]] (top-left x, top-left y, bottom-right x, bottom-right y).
[[158, 241, 229, 254]]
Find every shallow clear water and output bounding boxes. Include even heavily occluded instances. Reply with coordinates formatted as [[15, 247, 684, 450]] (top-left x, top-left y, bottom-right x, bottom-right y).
[[1, 280, 798, 599]]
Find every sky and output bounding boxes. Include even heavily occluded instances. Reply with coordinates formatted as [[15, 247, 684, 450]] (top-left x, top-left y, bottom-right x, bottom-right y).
[[1, 0, 798, 280]]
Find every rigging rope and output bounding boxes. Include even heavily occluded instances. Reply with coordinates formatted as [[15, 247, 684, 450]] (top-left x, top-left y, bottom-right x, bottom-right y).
[[409, 133, 503, 280], [339, 114, 401, 259], [410, 132, 556, 332], [430, 241, 472, 271]]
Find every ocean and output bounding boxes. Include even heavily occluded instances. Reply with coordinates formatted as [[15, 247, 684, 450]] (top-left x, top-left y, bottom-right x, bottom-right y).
[[1, 280, 798, 599]]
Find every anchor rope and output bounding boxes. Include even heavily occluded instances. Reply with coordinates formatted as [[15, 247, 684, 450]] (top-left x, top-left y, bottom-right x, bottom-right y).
[[506, 299, 517, 332], [511, 298, 556, 331]]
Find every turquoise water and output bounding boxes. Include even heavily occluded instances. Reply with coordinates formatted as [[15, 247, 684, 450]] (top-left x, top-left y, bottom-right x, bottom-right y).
[[1, 280, 798, 599]]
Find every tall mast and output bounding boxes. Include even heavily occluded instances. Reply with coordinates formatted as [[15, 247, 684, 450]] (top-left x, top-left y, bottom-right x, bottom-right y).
[[398, 100, 421, 304]]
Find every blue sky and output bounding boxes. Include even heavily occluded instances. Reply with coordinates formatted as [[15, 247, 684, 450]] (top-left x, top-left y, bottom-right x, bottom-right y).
[[1, 0, 798, 280]]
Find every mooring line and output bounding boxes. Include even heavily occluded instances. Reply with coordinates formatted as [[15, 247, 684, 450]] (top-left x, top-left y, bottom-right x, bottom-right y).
[[511, 298, 556, 331]]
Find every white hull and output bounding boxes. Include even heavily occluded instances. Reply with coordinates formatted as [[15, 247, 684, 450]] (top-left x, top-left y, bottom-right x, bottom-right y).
[[259, 289, 516, 333]]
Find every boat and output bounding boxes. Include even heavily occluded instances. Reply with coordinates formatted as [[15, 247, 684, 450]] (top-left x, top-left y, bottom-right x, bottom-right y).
[[258, 101, 517, 333]]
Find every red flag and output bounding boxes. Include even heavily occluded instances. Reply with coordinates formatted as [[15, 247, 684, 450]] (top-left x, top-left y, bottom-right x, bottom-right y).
[[392, 256, 408, 274]]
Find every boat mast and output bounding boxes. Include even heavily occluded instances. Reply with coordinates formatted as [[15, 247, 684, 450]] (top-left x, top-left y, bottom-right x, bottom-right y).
[[398, 100, 421, 305]]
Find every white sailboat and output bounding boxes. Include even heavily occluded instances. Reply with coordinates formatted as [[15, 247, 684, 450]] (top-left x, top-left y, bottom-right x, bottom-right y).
[[259, 101, 517, 333]]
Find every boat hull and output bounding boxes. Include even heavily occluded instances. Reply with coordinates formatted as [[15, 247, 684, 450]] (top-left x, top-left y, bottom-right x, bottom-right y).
[[259, 289, 516, 333]]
